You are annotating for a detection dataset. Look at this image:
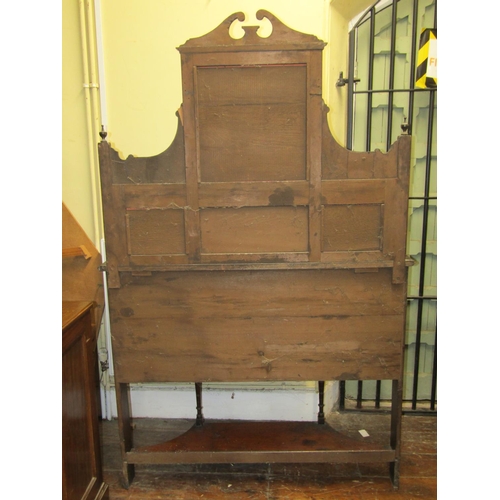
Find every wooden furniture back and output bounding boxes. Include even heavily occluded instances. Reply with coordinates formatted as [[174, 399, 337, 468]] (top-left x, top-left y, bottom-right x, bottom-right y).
[[99, 10, 411, 387]]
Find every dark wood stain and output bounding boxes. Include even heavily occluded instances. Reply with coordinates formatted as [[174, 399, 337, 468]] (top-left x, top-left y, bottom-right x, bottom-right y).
[[268, 186, 296, 206]]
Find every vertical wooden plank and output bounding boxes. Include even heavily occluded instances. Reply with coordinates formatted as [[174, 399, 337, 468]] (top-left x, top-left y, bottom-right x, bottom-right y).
[[390, 378, 403, 489], [396, 134, 412, 284], [397, 134, 411, 186], [115, 382, 135, 488], [383, 178, 404, 284], [180, 55, 201, 262], [98, 140, 127, 288], [381, 136, 411, 284], [393, 135, 411, 283], [308, 51, 323, 261]]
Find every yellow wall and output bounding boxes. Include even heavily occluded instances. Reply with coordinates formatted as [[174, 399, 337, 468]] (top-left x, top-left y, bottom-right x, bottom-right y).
[[62, 0, 97, 243], [101, 0, 327, 158], [62, 0, 373, 243]]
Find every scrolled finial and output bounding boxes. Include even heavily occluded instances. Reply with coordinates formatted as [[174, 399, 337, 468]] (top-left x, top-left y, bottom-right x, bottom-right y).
[[99, 125, 108, 141], [401, 117, 409, 135]]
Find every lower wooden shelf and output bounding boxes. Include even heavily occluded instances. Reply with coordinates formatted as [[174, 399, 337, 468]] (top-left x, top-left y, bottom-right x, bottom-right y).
[[127, 420, 396, 465]]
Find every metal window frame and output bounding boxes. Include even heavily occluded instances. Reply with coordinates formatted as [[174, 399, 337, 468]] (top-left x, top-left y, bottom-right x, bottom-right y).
[[341, 0, 437, 414]]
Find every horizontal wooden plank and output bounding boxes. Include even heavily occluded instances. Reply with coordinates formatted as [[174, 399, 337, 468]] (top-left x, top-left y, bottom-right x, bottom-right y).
[[198, 181, 309, 208], [127, 448, 396, 465], [120, 256, 413, 272], [112, 314, 403, 382], [109, 268, 405, 382], [110, 270, 404, 316], [321, 180, 386, 205], [320, 251, 391, 267], [129, 255, 190, 266], [200, 206, 309, 253], [190, 51, 315, 67], [200, 252, 309, 264], [123, 184, 187, 209], [110, 269, 405, 321]]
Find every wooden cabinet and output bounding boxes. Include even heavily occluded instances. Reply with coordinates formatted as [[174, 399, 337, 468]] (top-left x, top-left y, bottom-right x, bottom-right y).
[[62, 301, 108, 500], [62, 203, 107, 499], [99, 10, 412, 489]]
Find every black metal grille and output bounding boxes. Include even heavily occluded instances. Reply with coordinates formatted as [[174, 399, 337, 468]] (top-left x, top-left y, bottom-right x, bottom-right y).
[[340, 0, 437, 414]]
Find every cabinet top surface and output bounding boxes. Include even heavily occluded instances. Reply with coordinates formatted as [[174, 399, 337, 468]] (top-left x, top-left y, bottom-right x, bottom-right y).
[[62, 300, 93, 331]]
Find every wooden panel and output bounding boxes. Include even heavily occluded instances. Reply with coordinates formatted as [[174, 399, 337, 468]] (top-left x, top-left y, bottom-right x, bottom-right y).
[[126, 209, 185, 255], [109, 269, 405, 383], [197, 65, 307, 106], [63, 331, 94, 499], [200, 206, 308, 254], [197, 65, 307, 182], [63, 303, 108, 500], [322, 205, 383, 252]]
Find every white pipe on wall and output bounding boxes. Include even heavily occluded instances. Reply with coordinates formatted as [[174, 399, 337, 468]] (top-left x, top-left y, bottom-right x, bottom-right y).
[[86, 0, 104, 240], [79, 0, 113, 418], [93, 0, 108, 129], [78, 0, 102, 246]]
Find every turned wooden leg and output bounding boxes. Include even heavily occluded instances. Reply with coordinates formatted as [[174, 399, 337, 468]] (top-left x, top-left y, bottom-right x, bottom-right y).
[[317, 381, 325, 424], [115, 382, 135, 488], [389, 379, 403, 489], [195, 382, 205, 426]]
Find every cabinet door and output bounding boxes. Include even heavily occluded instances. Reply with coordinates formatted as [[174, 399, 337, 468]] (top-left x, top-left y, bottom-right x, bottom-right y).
[[62, 309, 103, 500]]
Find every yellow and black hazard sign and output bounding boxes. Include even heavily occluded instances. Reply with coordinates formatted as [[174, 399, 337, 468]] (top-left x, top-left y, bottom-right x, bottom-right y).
[[416, 28, 437, 89]]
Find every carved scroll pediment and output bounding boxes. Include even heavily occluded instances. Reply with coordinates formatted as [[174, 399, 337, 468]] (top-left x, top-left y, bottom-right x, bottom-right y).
[[177, 10, 326, 53]]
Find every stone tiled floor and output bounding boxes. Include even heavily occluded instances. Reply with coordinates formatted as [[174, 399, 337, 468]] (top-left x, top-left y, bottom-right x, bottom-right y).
[[100, 412, 436, 499]]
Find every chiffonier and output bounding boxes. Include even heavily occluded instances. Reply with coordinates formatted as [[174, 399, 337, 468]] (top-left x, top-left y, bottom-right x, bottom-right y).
[[98, 11, 412, 489]]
